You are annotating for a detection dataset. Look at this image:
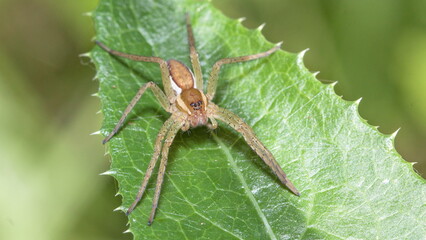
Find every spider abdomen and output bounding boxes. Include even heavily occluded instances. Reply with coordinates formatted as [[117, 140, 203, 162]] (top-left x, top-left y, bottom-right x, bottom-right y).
[[167, 59, 195, 92]]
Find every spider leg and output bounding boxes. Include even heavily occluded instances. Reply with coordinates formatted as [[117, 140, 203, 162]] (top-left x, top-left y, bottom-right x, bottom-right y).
[[102, 81, 169, 144], [207, 117, 218, 130], [96, 41, 175, 101], [206, 43, 282, 100], [185, 13, 203, 90], [126, 116, 175, 216], [148, 120, 183, 225], [213, 106, 300, 196]]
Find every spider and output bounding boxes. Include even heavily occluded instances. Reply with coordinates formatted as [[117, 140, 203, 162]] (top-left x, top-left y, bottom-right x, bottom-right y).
[[96, 14, 300, 226]]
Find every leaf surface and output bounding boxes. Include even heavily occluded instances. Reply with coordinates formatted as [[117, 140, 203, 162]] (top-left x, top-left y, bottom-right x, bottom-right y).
[[91, 0, 426, 239]]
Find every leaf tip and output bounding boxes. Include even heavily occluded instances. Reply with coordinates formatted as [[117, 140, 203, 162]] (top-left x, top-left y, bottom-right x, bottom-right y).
[[390, 127, 401, 140], [355, 97, 362, 105], [90, 130, 101, 135], [92, 72, 100, 81], [256, 23, 266, 32], [382, 127, 401, 150], [299, 48, 310, 57], [82, 11, 93, 17], [237, 17, 246, 23], [100, 170, 117, 176], [79, 52, 92, 58], [114, 206, 126, 212], [297, 48, 310, 68]]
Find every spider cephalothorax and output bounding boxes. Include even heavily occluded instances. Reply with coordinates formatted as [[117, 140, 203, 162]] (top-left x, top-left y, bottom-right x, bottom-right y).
[[177, 88, 208, 127], [96, 14, 299, 226]]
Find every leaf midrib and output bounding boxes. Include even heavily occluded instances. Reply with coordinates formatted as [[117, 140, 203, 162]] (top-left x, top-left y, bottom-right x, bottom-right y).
[[212, 133, 277, 240], [165, 157, 244, 239]]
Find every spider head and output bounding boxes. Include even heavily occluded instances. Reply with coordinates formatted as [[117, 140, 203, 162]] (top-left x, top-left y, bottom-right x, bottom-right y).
[[176, 88, 208, 127]]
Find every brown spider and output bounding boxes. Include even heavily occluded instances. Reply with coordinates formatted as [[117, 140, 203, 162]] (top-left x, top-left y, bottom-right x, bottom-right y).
[[96, 14, 300, 226]]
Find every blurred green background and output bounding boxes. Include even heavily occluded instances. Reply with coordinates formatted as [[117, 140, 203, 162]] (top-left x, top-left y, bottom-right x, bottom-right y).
[[0, 0, 424, 239]]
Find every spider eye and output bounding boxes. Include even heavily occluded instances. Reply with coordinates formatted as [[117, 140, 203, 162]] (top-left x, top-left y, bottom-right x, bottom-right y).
[[190, 100, 203, 110]]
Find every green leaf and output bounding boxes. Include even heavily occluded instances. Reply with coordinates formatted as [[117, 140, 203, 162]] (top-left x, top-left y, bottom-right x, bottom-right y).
[[90, 0, 426, 239]]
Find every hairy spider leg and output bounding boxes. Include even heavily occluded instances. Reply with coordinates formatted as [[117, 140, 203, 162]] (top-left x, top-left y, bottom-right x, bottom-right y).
[[126, 116, 175, 216], [101, 81, 170, 144], [207, 116, 218, 130], [206, 42, 282, 101], [148, 120, 183, 225], [213, 106, 300, 196], [185, 13, 203, 90], [95, 41, 176, 101]]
